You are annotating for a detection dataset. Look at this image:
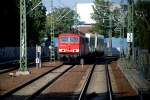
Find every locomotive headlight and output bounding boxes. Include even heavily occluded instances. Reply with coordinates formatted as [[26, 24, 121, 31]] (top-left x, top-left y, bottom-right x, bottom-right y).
[[59, 49, 65, 52], [73, 49, 79, 52]]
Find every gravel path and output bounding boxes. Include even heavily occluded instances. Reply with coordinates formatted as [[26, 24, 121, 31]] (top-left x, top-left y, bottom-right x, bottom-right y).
[[110, 61, 137, 99]]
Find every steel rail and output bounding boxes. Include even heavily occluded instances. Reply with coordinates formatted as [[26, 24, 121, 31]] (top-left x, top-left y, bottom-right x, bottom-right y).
[[26, 64, 75, 100], [0, 61, 34, 74], [0, 67, 18, 74], [0, 56, 53, 74], [0, 60, 18, 74], [78, 64, 96, 100], [0, 63, 64, 99], [105, 62, 114, 100]]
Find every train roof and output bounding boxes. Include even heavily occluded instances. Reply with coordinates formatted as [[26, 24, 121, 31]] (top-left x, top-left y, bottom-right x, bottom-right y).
[[97, 34, 104, 38], [85, 33, 104, 38], [59, 33, 79, 36]]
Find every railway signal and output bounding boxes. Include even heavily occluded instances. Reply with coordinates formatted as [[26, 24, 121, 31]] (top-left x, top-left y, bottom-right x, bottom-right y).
[[36, 45, 41, 68]]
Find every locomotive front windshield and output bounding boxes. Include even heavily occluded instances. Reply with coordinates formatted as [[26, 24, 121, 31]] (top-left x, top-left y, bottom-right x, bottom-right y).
[[70, 37, 79, 42], [60, 37, 69, 42], [60, 37, 79, 43]]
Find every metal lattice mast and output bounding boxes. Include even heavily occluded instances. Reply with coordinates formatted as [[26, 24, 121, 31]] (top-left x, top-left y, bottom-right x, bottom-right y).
[[50, 0, 55, 62], [108, 0, 112, 56], [120, 0, 126, 57], [122, 5, 125, 57], [127, 0, 134, 59], [19, 0, 28, 72], [74, 3, 77, 33], [109, 13, 112, 49]]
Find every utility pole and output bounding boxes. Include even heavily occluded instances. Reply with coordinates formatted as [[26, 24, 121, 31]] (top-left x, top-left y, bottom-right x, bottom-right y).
[[50, 0, 55, 62], [108, 13, 112, 56], [16, 0, 29, 75], [74, 3, 78, 33], [108, 0, 112, 56], [127, 0, 134, 60], [122, 1, 125, 56], [120, 0, 126, 58]]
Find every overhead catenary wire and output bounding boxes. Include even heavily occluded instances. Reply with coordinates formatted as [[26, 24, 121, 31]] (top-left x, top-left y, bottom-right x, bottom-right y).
[[56, 4, 77, 22], [27, 1, 42, 15], [127, 0, 150, 30]]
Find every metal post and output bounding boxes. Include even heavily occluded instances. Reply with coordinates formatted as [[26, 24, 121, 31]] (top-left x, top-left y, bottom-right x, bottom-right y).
[[131, 2, 134, 62], [108, 12, 112, 56], [122, 8, 125, 57], [36, 45, 41, 68], [121, 1, 126, 58], [16, 0, 29, 75], [50, 0, 55, 63], [120, 26, 122, 58], [127, 0, 134, 60], [106, 0, 112, 56], [109, 14, 112, 49], [74, 3, 77, 33]]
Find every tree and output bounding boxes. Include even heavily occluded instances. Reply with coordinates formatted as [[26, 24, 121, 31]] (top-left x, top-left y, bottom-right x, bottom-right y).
[[134, 0, 150, 52], [0, 0, 46, 46], [0, 0, 20, 46], [91, 0, 124, 37], [27, 0, 46, 46], [46, 7, 79, 35], [91, 0, 110, 36]]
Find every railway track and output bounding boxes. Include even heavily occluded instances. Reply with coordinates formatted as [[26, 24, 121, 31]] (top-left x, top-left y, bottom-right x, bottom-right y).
[[105, 62, 114, 100], [0, 67, 18, 74], [0, 63, 65, 99], [0, 62, 34, 74], [0, 58, 49, 74], [25, 64, 75, 100], [0, 60, 19, 74], [1, 57, 115, 100], [1, 64, 77, 100], [1, 64, 95, 100], [78, 64, 96, 100], [32, 64, 94, 100], [78, 60, 114, 100]]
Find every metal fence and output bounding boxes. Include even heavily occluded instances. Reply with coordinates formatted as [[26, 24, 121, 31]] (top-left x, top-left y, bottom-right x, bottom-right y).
[[133, 48, 150, 80], [121, 47, 150, 80], [0, 47, 50, 63]]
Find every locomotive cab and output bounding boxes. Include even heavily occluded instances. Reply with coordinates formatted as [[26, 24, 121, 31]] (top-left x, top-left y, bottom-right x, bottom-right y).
[[58, 33, 80, 61], [58, 33, 90, 62]]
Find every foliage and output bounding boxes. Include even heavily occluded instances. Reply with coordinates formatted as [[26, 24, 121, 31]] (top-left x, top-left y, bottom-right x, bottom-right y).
[[91, 0, 125, 37], [46, 7, 79, 35], [0, 0, 20, 46], [26, 0, 46, 46], [0, 0, 46, 46], [91, 0, 109, 36], [134, 0, 150, 51]]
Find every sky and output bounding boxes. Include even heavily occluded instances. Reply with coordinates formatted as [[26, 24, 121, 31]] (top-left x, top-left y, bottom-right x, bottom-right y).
[[76, 3, 95, 24], [42, 0, 121, 13], [42, 0, 122, 24]]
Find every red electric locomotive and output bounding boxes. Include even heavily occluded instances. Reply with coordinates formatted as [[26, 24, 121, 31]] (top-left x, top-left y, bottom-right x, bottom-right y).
[[58, 33, 89, 61]]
